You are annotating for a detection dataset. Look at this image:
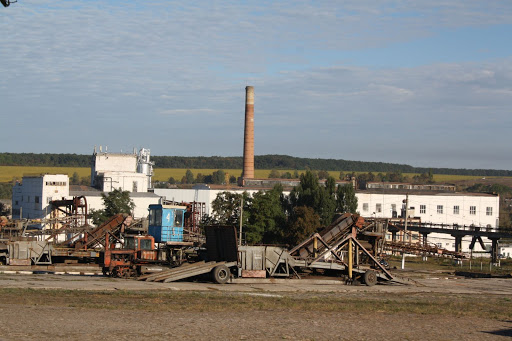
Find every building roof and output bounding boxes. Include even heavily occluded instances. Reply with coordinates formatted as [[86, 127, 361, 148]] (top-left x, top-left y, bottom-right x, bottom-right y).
[[70, 186, 160, 198], [357, 189, 498, 197]]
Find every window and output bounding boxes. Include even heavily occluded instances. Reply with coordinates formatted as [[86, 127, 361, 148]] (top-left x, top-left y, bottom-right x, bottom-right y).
[[140, 238, 152, 250], [27, 196, 30, 203], [35, 196, 40, 204], [125, 237, 136, 250], [15, 201, 18, 206], [486, 207, 492, 216], [47, 197, 53, 204], [174, 210, 183, 227], [437, 205, 443, 214], [149, 208, 161, 226], [436, 243, 442, 248], [453, 206, 459, 215], [132, 181, 138, 192], [45, 181, 66, 186], [376, 203, 382, 213], [470, 206, 476, 215], [420, 205, 426, 214], [363, 203, 369, 212]]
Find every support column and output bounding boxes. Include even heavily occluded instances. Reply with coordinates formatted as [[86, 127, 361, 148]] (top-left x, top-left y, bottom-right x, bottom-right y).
[[453, 235, 462, 253], [491, 239, 499, 264], [421, 232, 429, 261], [348, 239, 353, 280]]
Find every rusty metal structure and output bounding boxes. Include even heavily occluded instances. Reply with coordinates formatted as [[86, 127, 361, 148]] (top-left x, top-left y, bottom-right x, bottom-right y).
[[139, 214, 396, 285]]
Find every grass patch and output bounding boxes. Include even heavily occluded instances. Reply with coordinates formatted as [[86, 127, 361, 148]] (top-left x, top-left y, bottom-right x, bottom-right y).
[[0, 288, 510, 319], [388, 255, 512, 275]]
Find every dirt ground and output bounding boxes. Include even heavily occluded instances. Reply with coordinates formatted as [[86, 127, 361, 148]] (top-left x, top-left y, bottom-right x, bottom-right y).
[[0, 269, 511, 340]]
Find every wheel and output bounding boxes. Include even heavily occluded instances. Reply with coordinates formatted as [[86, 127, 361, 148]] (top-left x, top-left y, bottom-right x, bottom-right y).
[[363, 270, 377, 286], [212, 265, 230, 284]]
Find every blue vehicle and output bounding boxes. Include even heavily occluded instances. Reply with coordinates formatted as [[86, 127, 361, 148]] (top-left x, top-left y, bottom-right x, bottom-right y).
[[148, 204, 187, 243]]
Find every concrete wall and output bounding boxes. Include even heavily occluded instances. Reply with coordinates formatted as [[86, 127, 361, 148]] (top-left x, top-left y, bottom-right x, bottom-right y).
[[92, 153, 137, 173], [99, 171, 148, 193], [72, 193, 161, 221]]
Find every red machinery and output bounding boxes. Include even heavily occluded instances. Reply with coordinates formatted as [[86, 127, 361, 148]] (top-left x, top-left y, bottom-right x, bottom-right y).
[[102, 234, 158, 277]]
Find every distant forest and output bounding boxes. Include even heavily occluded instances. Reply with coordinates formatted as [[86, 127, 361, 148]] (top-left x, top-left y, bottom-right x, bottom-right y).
[[0, 153, 511, 176]]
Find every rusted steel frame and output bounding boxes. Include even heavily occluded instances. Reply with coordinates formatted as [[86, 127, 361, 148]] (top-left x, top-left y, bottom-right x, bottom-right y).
[[268, 249, 299, 278], [350, 236, 393, 279], [309, 234, 350, 265], [289, 232, 322, 255]]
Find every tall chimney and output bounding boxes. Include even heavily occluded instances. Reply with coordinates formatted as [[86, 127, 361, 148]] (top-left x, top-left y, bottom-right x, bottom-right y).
[[242, 86, 255, 180]]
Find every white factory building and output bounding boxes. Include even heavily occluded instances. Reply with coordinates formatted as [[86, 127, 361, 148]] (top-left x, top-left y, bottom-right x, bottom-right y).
[[12, 174, 70, 220], [91, 147, 153, 192], [357, 189, 500, 254], [357, 191, 499, 227]]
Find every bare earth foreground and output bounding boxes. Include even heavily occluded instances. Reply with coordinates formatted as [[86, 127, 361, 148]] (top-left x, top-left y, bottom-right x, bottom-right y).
[[0, 269, 511, 340]]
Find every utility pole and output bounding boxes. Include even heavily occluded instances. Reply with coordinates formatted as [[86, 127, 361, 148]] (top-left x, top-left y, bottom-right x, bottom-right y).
[[401, 194, 409, 270], [239, 196, 243, 247]]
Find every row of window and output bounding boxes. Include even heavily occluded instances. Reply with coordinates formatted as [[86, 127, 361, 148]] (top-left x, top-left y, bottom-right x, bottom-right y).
[[45, 181, 67, 186], [16, 195, 41, 204], [362, 203, 493, 216]]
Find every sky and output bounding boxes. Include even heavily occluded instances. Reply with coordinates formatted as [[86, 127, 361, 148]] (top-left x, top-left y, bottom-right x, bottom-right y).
[[1, 1, 511, 170]]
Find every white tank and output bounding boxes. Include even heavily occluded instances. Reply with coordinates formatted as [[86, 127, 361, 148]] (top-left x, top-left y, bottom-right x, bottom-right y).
[[137, 148, 154, 188]]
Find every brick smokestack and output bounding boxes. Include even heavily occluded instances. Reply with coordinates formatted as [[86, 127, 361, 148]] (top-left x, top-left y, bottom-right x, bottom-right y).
[[242, 86, 255, 180]]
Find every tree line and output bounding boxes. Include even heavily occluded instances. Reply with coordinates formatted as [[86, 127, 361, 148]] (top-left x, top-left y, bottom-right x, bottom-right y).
[[1, 152, 511, 176]]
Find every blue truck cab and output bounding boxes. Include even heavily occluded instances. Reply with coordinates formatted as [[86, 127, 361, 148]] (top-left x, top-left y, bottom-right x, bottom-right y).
[[148, 204, 187, 243]]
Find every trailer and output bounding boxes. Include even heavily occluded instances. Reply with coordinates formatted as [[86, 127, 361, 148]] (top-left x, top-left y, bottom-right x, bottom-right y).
[[138, 214, 396, 285]]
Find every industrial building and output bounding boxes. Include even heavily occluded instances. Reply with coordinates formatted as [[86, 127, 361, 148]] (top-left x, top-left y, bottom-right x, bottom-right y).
[[12, 174, 70, 220], [90, 146, 153, 192], [11, 148, 160, 227]]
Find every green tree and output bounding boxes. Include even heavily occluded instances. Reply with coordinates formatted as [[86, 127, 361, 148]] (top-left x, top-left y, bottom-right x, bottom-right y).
[[0, 183, 12, 199], [90, 189, 135, 226], [289, 171, 337, 225], [181, 169, 194, 184], [211, 170, 226, 185], [195, 173, 205, 183], [268, 169, 281, 178], [247, 185, 286, 244], [70, 172, 80, 185], [286, 206, 321, 246], [317, 170, 330, 179], [280, 172, 292, 179], [210, 191, 251, 227], [80, 175, 91, 186], [336, 184, 358, 213]]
